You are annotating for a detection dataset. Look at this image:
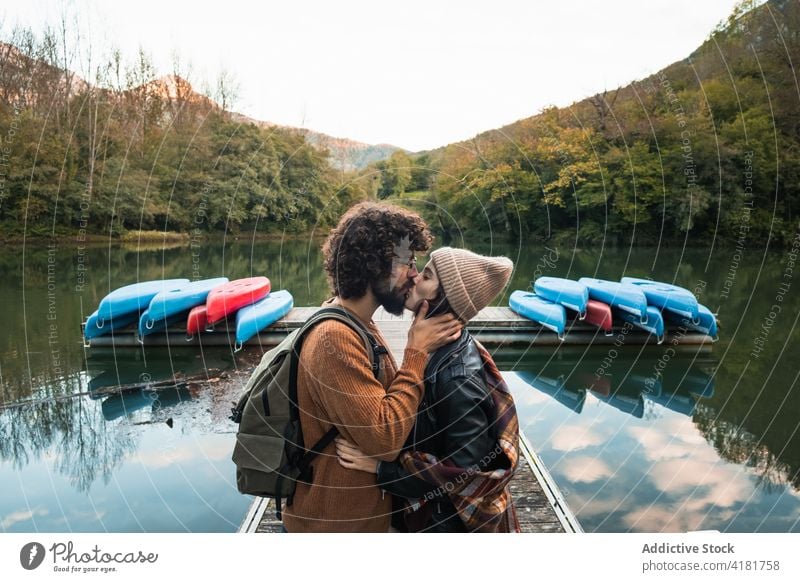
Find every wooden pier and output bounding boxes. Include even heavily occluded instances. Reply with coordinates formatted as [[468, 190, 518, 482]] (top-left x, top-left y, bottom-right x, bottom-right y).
[[237, 309, 584, 534], [87, 306, 714, 349]]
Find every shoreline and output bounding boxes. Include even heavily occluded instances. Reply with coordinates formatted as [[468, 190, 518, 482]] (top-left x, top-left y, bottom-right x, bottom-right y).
[[1, 231, 329, 246], [2, 233, 778, 250]]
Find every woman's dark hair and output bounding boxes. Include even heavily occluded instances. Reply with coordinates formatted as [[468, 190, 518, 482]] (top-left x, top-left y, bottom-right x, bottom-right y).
[[323, 202, 433, 299], [425, 283, 457, 319]]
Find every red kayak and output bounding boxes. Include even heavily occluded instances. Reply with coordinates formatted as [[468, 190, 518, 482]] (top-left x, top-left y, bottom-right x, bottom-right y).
[[584, 299, 613, 332], [570, 299, 614, 334], [587, 375, 612, 397], [205, 277, 271, 325], [186, 305, 208, 336], [584, 299, 614, 332]]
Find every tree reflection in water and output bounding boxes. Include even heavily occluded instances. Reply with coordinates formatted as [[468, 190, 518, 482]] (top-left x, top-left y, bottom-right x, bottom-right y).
[[505, 347, 800, 495], [0, 346, 241, 494]]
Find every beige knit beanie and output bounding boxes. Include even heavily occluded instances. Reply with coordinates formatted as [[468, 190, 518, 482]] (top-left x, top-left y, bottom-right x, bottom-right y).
[[429, 247, 514, 322]]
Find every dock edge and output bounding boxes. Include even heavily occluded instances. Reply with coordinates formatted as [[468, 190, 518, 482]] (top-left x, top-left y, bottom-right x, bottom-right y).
[[518, 432, 584, 533]]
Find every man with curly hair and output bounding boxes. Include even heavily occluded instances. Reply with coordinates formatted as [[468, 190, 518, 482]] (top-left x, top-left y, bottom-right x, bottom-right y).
[[282, 202, 463, 532]]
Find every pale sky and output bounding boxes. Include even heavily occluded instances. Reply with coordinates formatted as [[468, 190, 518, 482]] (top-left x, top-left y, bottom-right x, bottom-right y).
[[2, 0, 743, 151]]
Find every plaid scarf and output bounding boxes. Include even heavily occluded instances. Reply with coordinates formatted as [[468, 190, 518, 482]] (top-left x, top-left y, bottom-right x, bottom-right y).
[[399, 341, 521, 533]]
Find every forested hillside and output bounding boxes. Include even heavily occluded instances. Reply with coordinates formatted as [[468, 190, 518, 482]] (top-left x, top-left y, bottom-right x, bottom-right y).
[[0, 37, 367, 238], [375, 0, 800, 247], [2, 0, 798, 245]]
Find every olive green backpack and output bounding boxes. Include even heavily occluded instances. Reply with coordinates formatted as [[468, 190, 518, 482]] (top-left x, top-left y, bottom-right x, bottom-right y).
[[230, 307, 387, 519]]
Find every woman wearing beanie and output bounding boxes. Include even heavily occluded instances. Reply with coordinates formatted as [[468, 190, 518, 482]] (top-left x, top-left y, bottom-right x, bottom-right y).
[[336, 247, 521, 532]]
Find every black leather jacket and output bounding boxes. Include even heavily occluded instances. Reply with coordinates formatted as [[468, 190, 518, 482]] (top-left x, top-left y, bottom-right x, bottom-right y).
[[376, 330, 498, 532]]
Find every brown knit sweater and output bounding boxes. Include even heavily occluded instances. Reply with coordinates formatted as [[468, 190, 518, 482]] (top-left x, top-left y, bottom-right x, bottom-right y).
[[282, 317, 427, 532]]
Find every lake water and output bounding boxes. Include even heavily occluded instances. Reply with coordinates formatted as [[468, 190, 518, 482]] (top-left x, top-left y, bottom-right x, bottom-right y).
[[1, 237, 798, 532]]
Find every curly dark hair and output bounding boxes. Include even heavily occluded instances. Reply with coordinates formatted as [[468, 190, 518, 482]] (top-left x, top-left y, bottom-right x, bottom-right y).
[[323, 202, 433, 299]]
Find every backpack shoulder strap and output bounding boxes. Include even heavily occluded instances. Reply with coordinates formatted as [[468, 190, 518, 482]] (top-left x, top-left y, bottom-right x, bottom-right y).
[[293, 307, 387, 379]]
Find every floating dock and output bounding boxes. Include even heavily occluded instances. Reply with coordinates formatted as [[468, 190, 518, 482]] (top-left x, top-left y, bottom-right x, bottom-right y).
[[86, 306, 715, 349]]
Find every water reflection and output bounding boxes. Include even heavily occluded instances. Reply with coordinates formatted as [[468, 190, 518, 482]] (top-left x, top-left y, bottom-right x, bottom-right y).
[[506, 349, 716, 420], [85, 348, 233, 394], [516, 372, 586, 414], [83, 347, 237, 424], [99, 386, 195, 422], [0, 346, 249, 532], [0, 390, 138, 494], [505, 347, 800, 532]]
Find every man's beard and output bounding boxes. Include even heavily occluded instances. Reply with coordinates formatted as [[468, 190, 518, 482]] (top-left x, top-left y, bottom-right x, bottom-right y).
[[372, 279, 410, 316]]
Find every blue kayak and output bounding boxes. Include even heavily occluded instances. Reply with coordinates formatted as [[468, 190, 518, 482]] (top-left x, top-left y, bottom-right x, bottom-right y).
[[84, 309, 140, 340], [515, 371, 585, 414], [614, 305, 665, 343], [578, 278, 648, 322], [533, 277, 589, 316], [142, 277, 229, 328], [593, 390, 645, 419], [619, 373, 662, 399], [235, 290, 294, 348], [664, 304, 718, 339], [509, 290, 567, 336], [97, 279, 189, 321], [620, 276, 693, 295], [643, 390, 697, 417], [620, 278, 699, 321], [138, 309, 189, 338], [101, 386, 192, 421], [101, 389, 154, 421]]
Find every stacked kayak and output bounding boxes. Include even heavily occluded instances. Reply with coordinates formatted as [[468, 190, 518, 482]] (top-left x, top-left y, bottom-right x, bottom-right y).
[[206, 277, 271, 325], [84, 310, 141, 340], [578, 278, 648, 323], [621, 276, 716, 336], [139, 277, 229, 338], [620, 277, 699, 321], [185, 276, 274, 339], [234, 290, 294, 349], [509, 290, 567, 337], [509, 278, 631, 338], [615, 305, 666, 343], [509, 275, 718, 343], [583, 300, 613, 333], [95, 279, 189, 321], [83, 276, 294, 348], [85, 279, 189, 340], [533, 277, 589, 317], [664, 304, 717, 337]]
